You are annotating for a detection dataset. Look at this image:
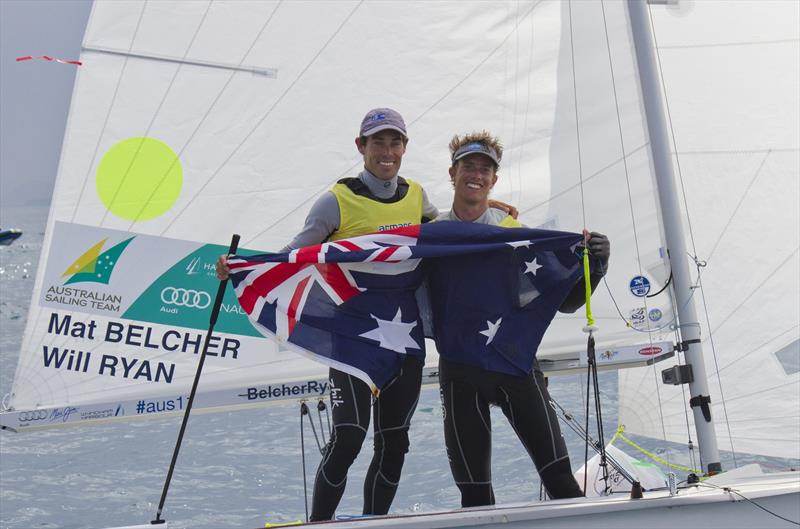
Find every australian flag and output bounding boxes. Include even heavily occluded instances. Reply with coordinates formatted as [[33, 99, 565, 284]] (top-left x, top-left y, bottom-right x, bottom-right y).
[[227, 222, 588, 394]]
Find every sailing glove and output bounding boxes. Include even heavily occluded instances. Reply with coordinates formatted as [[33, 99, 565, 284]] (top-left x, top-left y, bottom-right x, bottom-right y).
[[587, 232, 610, 277]]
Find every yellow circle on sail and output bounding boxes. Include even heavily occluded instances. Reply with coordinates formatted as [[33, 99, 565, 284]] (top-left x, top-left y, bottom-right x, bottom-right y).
[[96, 137, 183, 221]]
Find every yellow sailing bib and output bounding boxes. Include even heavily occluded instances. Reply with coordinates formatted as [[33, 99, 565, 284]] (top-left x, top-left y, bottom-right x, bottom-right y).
[[330, 177, 423, 241], [499, 214, 523, 228]]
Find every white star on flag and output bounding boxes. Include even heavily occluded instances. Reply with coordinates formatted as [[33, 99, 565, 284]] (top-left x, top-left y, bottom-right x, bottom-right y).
[[479, 317, 502, 345], [359, 307, 420, 354], [525, 257, 543, 276], [506, 240, 533, 249]]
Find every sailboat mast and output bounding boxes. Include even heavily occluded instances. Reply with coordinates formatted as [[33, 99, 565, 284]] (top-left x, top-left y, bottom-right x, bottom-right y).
[[626, 0, 722, 474]]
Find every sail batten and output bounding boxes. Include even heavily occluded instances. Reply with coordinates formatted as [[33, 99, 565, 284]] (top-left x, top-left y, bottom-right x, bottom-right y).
[[83, 45, 279, 76]]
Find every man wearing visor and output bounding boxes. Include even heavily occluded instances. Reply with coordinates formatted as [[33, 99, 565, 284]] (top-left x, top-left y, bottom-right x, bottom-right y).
[[428, 131, 611, 506]]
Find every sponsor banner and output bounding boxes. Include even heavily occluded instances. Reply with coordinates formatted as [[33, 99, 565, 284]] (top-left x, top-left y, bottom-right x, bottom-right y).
[[13, 222, 331, 413], [40, 221, 260, 337], [580, 341, 674, 368], [1, 378, 330, 431]]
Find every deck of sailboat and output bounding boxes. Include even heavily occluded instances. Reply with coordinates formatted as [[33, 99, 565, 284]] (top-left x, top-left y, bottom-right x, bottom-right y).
[[295, 466, 799, 528]]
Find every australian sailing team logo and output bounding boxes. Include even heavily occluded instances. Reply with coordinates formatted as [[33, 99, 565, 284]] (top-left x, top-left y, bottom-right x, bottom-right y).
[[62, 237, 134, 285], [43, 236, 134, 313]]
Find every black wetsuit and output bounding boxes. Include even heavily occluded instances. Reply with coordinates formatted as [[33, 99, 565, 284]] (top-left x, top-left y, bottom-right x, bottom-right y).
[[311, 355, 423, 520], [428, 208, 585, 507], [439, 357, 582, 506], [288, 171, 436, 521]]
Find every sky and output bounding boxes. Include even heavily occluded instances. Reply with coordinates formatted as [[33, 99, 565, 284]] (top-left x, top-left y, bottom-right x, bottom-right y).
[[0, 0, 92, 210]]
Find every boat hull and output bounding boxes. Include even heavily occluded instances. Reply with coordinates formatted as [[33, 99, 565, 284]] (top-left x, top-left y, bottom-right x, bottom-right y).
[[307, 470, 799, 529]]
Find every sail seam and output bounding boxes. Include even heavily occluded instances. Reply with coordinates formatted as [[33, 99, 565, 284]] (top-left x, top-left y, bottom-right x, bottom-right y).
[[246, 0, 549, 245], [161, 0, 365, 238], [69, 1, 148, 225], [106, 0, 216, 228], [517, 143, 649, 216]]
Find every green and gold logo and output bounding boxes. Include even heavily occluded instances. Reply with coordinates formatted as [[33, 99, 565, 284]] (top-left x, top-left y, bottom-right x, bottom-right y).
[[62, 237, 134, 285]]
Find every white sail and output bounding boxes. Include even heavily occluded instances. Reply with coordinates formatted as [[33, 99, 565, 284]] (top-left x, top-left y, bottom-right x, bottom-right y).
[[3, 0, 680, 431], [617, 0, 800, 461], [4, 0, 796, 474]]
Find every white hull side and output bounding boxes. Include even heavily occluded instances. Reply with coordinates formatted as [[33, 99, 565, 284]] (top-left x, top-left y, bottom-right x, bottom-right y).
[[308, 471, 799, 529]]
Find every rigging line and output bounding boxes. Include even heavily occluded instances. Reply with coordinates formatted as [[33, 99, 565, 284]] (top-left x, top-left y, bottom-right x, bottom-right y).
[[695, 264, 743, 463], [516, 143, 649, 216], [709, 325, 798, 377], [69, 1, 149, 224], [572, 9, 607, 477], [129, 0, 285, 230], [709, 246, 798, 337], [317, 402, 327, 447], [704, 150, 771, 264], [148, 0, 284, 234], [686, 180, 764, 463], [675, 343, 696, 468], [248, 0, 547, 245], [583, 344, 591, 495], [409, 0, 545, 131], [517, 8, 536, 208], [299, 403, 310, 522], [646, 3, 731, 468], [566, 0, 587, 230], [719, 412, 800, 423], [599, 0, 654, 319], [695, 379, 800, 409], [600, 2, 671, 466], [645, 1, 698, 267], [657, 38, 800, 50], [603, 274, 798, 390], [503, 0, 514, 204], [104, 0, 215, 228], [653, 378, 800, 414], [674, 147, 799, 155], [160, 1, 364, 237], [510, 0, 521, 207], [243, 183, 333, 246], [694, 483, 800, 526]]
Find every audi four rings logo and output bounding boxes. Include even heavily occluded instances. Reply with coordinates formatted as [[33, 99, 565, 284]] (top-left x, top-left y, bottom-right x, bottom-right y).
[[18, 410, 49, 421], [160, 287, 211, 309]]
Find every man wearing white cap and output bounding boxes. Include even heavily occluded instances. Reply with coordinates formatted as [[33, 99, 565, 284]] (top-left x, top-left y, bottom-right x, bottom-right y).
[[428, 131, 610, 506], [284, 108, 434, 520]]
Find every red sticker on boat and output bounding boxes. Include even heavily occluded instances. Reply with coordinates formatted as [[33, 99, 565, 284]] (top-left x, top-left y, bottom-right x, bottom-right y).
[[638, 346, 663, 356]]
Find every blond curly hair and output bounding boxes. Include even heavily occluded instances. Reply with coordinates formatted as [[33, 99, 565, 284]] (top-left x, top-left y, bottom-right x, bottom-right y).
[[448, 131, 503, 167]]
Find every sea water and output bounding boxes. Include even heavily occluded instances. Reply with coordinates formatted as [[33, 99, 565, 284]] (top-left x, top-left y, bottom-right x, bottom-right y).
[[0, 206, 791, 529]]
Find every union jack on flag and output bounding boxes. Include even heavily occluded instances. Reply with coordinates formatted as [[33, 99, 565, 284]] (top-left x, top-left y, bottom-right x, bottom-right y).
[[227, 222, 587, 393]]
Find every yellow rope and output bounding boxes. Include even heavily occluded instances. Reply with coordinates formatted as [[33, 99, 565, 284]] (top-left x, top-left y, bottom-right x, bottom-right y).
[[610, 426, 702, 474], [583, 246, 594, 328]]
